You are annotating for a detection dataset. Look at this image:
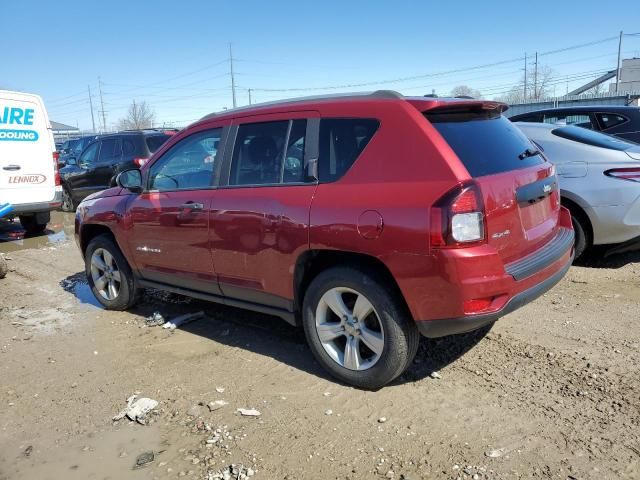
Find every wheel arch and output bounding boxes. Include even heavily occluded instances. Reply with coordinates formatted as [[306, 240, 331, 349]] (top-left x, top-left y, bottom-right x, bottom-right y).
[[293, 249, 411, 323], [80, 224, 116, 256], [560, 191, 594, 246]]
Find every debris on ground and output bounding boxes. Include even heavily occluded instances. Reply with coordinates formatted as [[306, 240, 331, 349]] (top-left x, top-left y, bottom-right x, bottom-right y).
[[208, 400, 229, 412], [484, 447, 509, 458], [133, 451, 155, 469], [113, 395, 159, 424], [145, 311, 165, 327], [430, 371, 442, 379], [378, 416, 387, 423], [23, 445, 33, 457], [237, 408, 261, 417], [162, 311, 205, 330], [207, 464, 255, 480], [216, 386, 225, 393]]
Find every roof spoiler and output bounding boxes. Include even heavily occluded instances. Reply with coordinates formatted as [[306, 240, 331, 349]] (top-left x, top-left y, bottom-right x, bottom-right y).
[[422, 100, 509, 114]]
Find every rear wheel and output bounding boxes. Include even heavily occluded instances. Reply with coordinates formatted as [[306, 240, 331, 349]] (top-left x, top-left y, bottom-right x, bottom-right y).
[[19, 215, 47, 235], [85, 234, 141, 310], [61, 186, 75, 212], [302, 266, 419, 390]]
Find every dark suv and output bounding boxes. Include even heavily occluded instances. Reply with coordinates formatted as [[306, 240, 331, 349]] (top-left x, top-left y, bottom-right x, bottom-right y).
[[509, 106, 640, 143], [75, 92, 574, 389], [60, 129, 175, 210]]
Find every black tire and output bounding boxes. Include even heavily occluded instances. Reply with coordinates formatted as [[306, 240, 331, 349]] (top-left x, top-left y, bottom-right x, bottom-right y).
[[85, 234, 141, 310], [571, 213, 589, 261], [19, 215, 47, 235], [61, 186, 75, 212], [302, 266, 420, 390]]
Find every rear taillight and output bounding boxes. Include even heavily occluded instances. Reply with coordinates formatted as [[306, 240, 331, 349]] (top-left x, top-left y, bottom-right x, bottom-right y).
[[133, 157, 148, 167], [604, 167, 640, 183], [52, 152, 61, 186], [430, 182, 486, 248]]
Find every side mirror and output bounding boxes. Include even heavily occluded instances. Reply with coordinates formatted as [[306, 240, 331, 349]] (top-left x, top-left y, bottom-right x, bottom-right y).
[[115, 168, 143, 193]]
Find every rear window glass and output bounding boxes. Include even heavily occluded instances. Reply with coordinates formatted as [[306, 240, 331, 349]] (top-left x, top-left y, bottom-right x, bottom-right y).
[[319, 118, 379, 182], [552, 125, 637, 151], [426, 110, 544, 177], [146, 134, 171, 153]]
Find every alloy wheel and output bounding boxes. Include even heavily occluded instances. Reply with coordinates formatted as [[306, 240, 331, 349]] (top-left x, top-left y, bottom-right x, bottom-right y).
[[90, 248, 121, 300], [314, 287, 385, 371]]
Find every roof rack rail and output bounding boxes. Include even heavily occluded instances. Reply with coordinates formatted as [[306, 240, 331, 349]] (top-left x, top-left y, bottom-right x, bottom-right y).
[[199, 90, 404, 122]]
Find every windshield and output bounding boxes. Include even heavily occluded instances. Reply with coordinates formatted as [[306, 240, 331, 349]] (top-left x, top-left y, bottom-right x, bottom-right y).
[[426, 110, 545, 177], [552, 125, 640, 151]]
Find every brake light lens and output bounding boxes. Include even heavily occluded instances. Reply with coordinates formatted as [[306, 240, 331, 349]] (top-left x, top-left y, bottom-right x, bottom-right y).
[[604, 167, 640, 183], [133, 157, 148, 167], [430, 182, 485, 248], [52, 152, 61, 186]]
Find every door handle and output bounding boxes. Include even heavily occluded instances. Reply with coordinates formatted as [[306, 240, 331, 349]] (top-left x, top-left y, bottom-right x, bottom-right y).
[[2, 165, 21, 171], [180, 202, 204, 210]]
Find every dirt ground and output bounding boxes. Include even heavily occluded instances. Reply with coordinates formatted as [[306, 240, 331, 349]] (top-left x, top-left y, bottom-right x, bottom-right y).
[[0, 211, 638, 480]]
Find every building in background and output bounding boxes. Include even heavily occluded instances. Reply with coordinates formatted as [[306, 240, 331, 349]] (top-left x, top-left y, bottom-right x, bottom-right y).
[[613, 58, 640, 93]]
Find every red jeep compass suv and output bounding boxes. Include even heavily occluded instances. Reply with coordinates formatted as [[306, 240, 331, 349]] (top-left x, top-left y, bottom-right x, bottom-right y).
[[75, 91, 574, 389]]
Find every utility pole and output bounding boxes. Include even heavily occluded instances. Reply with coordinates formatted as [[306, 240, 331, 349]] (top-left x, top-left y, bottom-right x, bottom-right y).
[[248, 88, 252, 105], [523, 53, 527, 101], [98, 76, 107, 132], [229, 43, 237, 108], [616, 30, 623, 93], [533, 52, 538, 100], [87, 85, 96, 133]]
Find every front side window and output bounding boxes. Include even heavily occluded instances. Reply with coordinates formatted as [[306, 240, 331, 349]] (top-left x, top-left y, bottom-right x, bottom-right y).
[[318, 118, 379, 182], [597, 113, 628, 130], [149, 129, 222, 191], [552, 125, 638, 151], [79, 142, 99, 166]]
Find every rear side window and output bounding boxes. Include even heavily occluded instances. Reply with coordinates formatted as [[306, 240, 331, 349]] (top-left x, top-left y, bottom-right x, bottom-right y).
[[318, 118, 379, 182], [543, 113, 594, 129], [552, 125, 637, 151], [122, 138, 138, 156], [596, 113, 628, 130], [146, 134, 171, 153], [98, 138, 122, 163], [426, 110, 544, 177]]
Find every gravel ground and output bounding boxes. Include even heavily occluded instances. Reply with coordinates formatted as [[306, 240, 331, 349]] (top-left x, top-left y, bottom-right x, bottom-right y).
[[0, 212, 639, 480]]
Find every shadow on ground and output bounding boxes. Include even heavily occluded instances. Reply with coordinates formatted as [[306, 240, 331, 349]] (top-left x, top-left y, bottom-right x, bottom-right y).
[[59, 271, 490, 389], [575, 246, 640, 269]]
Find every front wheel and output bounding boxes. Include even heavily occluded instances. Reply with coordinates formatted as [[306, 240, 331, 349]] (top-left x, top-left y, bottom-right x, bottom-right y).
[[85, 234, 141, 310], [61, 186, 75, 212], [19, 215, 47, 235], [302, 266, 419, 390]]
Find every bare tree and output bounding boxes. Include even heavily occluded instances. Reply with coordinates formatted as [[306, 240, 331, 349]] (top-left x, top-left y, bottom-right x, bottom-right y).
[[450, 85, 482, 99], [496, 64, 556, 104], [116, 100, 155, 130]]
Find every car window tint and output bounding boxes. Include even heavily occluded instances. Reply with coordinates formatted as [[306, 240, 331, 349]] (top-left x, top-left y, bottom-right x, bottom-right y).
[[318, 118, 379, 182], [552, 125, 637, 151], [98, 138, 122, 163], [230, 121, 289, 186], [427, 110, 544, 177], [146, 134, 171, 153], [79, 142, 99, 165], [597, 113, 628, 130], [283, 120, 307, 183], [149, 129, 222, 191], [544, 113, 593, 129], [122, 139, 137, 156]]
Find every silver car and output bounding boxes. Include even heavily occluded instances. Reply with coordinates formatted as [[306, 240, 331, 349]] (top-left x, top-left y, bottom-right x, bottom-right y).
[[515, 122, 640, 259]]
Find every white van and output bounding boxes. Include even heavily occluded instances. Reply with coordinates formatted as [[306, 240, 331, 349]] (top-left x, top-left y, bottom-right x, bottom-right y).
[[0, 90, 62, 233]]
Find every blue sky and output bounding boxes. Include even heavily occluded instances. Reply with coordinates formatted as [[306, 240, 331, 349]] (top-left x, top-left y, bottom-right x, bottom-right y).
[[3, 0, 640, 130]]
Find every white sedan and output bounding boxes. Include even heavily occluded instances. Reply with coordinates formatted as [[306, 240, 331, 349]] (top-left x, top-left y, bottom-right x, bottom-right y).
[[515, 122, 640, 259]]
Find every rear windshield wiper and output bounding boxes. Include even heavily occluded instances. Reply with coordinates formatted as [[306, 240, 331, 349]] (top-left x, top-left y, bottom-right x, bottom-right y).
[[518, 147, 541, 160]]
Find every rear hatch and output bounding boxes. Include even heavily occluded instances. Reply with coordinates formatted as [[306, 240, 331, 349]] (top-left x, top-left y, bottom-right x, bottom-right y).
[[425, 105, 560, 263], [0, 93, 55, 205]]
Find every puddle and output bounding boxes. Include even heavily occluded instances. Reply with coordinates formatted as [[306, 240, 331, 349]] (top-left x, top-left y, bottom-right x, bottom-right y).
[[0, 211, 75, 253], [60, 272, 104, 309]]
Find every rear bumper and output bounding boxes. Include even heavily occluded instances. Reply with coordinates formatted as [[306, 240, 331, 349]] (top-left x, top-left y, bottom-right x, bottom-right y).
[[9, 189, 63, 214], [412, 207, 575, 338], [416, 250, 573, 337]]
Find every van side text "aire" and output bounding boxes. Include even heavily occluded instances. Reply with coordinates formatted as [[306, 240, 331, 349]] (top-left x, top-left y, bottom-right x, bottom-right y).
[[0, 107, 35, 125]]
